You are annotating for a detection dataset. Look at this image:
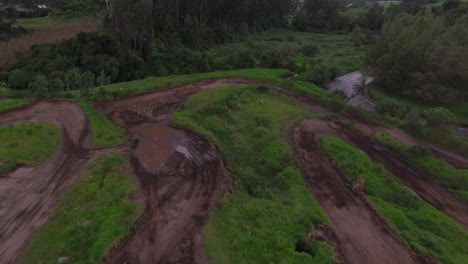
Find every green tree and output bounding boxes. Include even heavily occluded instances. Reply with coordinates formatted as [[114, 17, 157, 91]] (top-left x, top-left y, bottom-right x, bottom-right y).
[[28, 75, 49, 98], [8, 69, 34, 89], [365, 13, 468, 103]]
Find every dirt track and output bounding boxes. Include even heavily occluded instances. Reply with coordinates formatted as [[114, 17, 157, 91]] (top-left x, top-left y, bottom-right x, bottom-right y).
[[0, 77, 467, 263], [0, 101, 94, 263]]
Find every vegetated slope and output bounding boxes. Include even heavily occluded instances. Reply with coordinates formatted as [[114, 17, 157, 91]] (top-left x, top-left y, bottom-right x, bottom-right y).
[[172, 86, 335, 263], [19, 154, 143, 264], [320, 135, 468, 264]]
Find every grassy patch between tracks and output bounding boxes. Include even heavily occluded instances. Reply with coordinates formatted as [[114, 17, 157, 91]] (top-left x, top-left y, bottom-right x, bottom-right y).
[[320, 136, 468, 264], [377, 133, 468, 202], [78, 102, 128, 148], [0, 123, 61, 176], [173, 86, 334, 264], [19, 154, 143, 264]]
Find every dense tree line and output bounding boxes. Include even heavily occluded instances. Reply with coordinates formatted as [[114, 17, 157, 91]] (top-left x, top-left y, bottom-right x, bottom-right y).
[[365, 12, 468, 103], [106, 0, 297, 58]]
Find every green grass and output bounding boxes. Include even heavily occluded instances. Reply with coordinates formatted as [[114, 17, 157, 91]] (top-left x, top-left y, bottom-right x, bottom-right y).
[[172, 86, 334, 263], [87, 69, 333, 104], [210, 28, 365, 74], [19, 154, 143, 264], [377, 133, 468, 202], [320, 136, 468, 264], [0, 98, 31, 113], [78, 102, 128, 148], [371, 84, 468, 125], [0, 123, 61, 175], [15, 15, 82, 29]]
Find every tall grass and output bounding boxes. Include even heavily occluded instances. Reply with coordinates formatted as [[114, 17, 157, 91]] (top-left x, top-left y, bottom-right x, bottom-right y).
[[0, 17, 98, 70]]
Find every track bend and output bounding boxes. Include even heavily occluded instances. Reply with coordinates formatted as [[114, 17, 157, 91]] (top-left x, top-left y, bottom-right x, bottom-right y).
[[0, 101, 98, 264]]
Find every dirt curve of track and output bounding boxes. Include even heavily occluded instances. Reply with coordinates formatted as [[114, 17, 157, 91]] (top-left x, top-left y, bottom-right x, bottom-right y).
[[0, 77, 467, 264]]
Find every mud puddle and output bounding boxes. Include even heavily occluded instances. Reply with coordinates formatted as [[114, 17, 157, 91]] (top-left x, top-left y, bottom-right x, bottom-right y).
[[103, 123, 232, 264]]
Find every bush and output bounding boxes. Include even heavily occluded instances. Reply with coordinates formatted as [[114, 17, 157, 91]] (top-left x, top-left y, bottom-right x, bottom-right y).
[[8, 69, 34, 89], [286, 35, 296, 41], [306, 64, 332, 86], [0, 82, 10, 99], [28, 75, 49, 99], [443, 0, 461, 10], [376, 102, 409, 119], [424, 107, 456, 128], [302, 44, 319, 57], [406, 146, 432, 158]]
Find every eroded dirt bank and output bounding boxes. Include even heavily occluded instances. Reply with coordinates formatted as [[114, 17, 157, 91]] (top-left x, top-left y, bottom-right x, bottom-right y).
[[103, 124, 232, 264]]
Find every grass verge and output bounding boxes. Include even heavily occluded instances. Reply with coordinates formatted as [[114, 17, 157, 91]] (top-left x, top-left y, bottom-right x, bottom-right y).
[[0, 123, 61, 175], [78, 102, 128, 148], [377, 133, 468, 202], [19, 154, 143, 264], [80, 69, 332, 104], [172, 85, 334, 263], [0, 98, 31, 113], [320, 136, 468, 264]]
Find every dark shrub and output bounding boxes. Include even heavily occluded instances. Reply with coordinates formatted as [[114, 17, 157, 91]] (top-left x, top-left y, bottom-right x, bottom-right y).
[[302, 44, 319, 57], [8, 69, 34, 89], [306, 64, 332, 86]]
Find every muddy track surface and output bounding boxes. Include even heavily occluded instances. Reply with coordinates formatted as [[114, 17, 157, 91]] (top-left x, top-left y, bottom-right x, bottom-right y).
[[0, 77, 466, 264], [103, 124, 232, 264], [0, 101, 97, 263]]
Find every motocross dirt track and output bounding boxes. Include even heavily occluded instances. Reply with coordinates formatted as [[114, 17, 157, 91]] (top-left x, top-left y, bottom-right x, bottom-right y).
[[0, 77, 467, 264]]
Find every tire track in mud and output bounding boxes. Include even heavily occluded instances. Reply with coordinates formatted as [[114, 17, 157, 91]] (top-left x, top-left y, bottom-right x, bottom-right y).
[[1, 77, 466, 264]]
